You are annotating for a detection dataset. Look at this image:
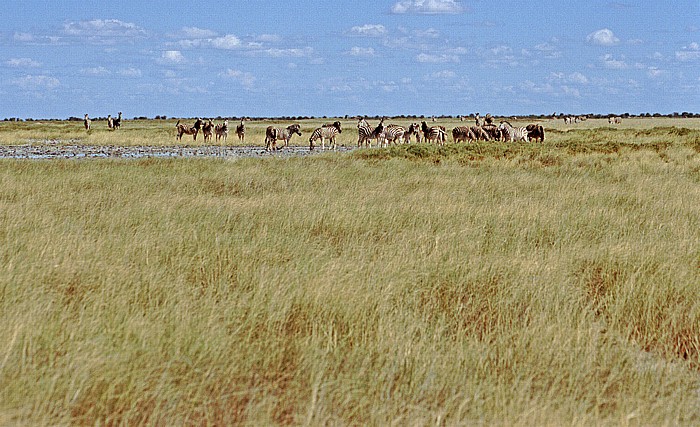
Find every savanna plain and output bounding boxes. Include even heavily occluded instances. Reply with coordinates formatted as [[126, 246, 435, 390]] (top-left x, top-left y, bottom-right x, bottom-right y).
[[0, 117, 699, 425]]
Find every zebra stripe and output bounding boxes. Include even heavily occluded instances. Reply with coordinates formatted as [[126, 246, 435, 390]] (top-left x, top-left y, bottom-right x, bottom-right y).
[[265, 124, 302, 151], [309, 121, 342, 150], [357, 117, 385, 147], [404, 123, 422, 144], [380, 124, 405, 147], [215, 119, 228, 143], [421, 121, 446, 145], [498, 121, 529, 142], [452, 126, 476, 143]]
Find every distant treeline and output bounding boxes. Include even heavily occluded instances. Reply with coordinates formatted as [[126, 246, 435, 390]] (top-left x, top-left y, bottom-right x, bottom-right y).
[[3, 112, 700, 122]]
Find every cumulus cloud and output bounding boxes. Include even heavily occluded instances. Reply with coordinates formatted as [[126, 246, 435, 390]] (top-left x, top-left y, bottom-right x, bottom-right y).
[[350, 24, 388, 37], [587, 28, 620, 46], [676, 42, 700, 61], [392, 0, 465, 14], [220, 69, 255, 89], [211, 34, 242, 49], [417, 53, 459, 63], [11, 75, 60, 90], [81, 66, 110, 76], [6, 58, 41, 67], [119, 67, 142, 77], [180, 27, 217, 39], [348, 47, 376, 57], [63, 19, 146, 38], [601, 54, 627, 69], [161, 50, 185, 63]]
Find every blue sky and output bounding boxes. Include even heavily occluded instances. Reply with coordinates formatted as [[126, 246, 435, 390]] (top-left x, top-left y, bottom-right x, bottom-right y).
[[1, 0, 699, 119]]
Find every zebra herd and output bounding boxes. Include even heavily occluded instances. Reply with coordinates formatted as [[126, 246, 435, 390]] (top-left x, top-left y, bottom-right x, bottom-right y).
[[82, 112, 122, 131], [176, 118, 245, 143], [356, 117, 545, 147], [171, 116, 546, 150]]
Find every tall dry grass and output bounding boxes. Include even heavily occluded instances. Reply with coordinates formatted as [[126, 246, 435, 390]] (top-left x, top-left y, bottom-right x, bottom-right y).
[[0, 123, 699, 425]]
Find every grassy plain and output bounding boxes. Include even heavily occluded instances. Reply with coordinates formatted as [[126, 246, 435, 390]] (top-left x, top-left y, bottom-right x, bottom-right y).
[[0, 119, 699, 425]]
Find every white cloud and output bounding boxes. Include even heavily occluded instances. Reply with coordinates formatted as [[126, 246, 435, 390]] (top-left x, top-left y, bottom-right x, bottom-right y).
[[676, 42, 700, 61], [350, 24, 388, 37], [6, 58, 41, 67], [568, 72, 589, 84], [63, 19, 146, 38], [161, 50, 185, 63], [264, 47, 314, 57], [428, 70, 456, 79], [119, 67, 142, 77], [11, 75, 60, 90], [601, 54, 627, 69], [348, 47, 376, 57], [587, 28, 620, 46], [81, 66, 110, 76], [211, 34, 242, 49], [220, 69, 255, 89], [180, 27, 217, 39], [391, 0, 465, 14], [13, 32, 35, 42], [416, 53, 459, 63], [647, 67, 666, 78]]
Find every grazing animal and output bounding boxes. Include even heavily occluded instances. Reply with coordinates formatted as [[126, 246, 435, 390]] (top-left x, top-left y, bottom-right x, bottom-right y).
[[113, 112, 122, 130], [475, 113, 483, 127], [202, 119, 214, 143], [236, 119, 246, 143], [175, 120, 199, 141], [83, 114, 91, 131], [609, 116, 622, 124], [481, 124, 501, 140], [381, 124, 406, 147], [309, 121, 342, 150], [452, 126, 476, 143], [215, 119, 229, 143], [498, 121, 529, 142], [357, 117, 385, 147], [265, 124, 302, 151], [525, 124, 545, 142], [404, 122, 422, 144], [470, 126, 492, 141], [421, 121, 446, 145], [107, 115, 114, 129]]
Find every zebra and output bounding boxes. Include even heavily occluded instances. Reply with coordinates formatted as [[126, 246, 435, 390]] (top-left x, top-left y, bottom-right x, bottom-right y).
[[609, 116, 622, 124], [265, 123, 302, 151], [357, 117, 384, 148], [498, 121, 529, 142], [380, 124, 405, 147], [470, 126, 492, 141], [236, 118, 245, 142], [83, 114, 91, 131], [215, 119, 228, 143], [525, 124, 545, 142], [107, 114, 114, 129], [113, 112, 122, 130], [421, 121, 446, 145], [309, 120, 342, 150], [202, 119, 214, 143], [403, 122, 422, 144], [452, 126, 476, 143], [175, 120, 199, 141]]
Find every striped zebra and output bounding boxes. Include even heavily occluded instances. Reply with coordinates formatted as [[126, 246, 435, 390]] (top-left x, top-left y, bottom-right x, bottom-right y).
[[202, 119, 214, 143], [236, 118, 245, 142], [215, 119, 228, 143], [421, 121, 446, 145], [357, 117, 386, 148], [309, 120, 342, 150], [265, 123, 302, 151], [381, 124, 405, 147], [175, 120, 198, 141], [83, 114, 91, 131], [498, 121, 529, 142], [452, 126, 476, 143], [470, 126, 492, 141], [404, 122, 422, 144]]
